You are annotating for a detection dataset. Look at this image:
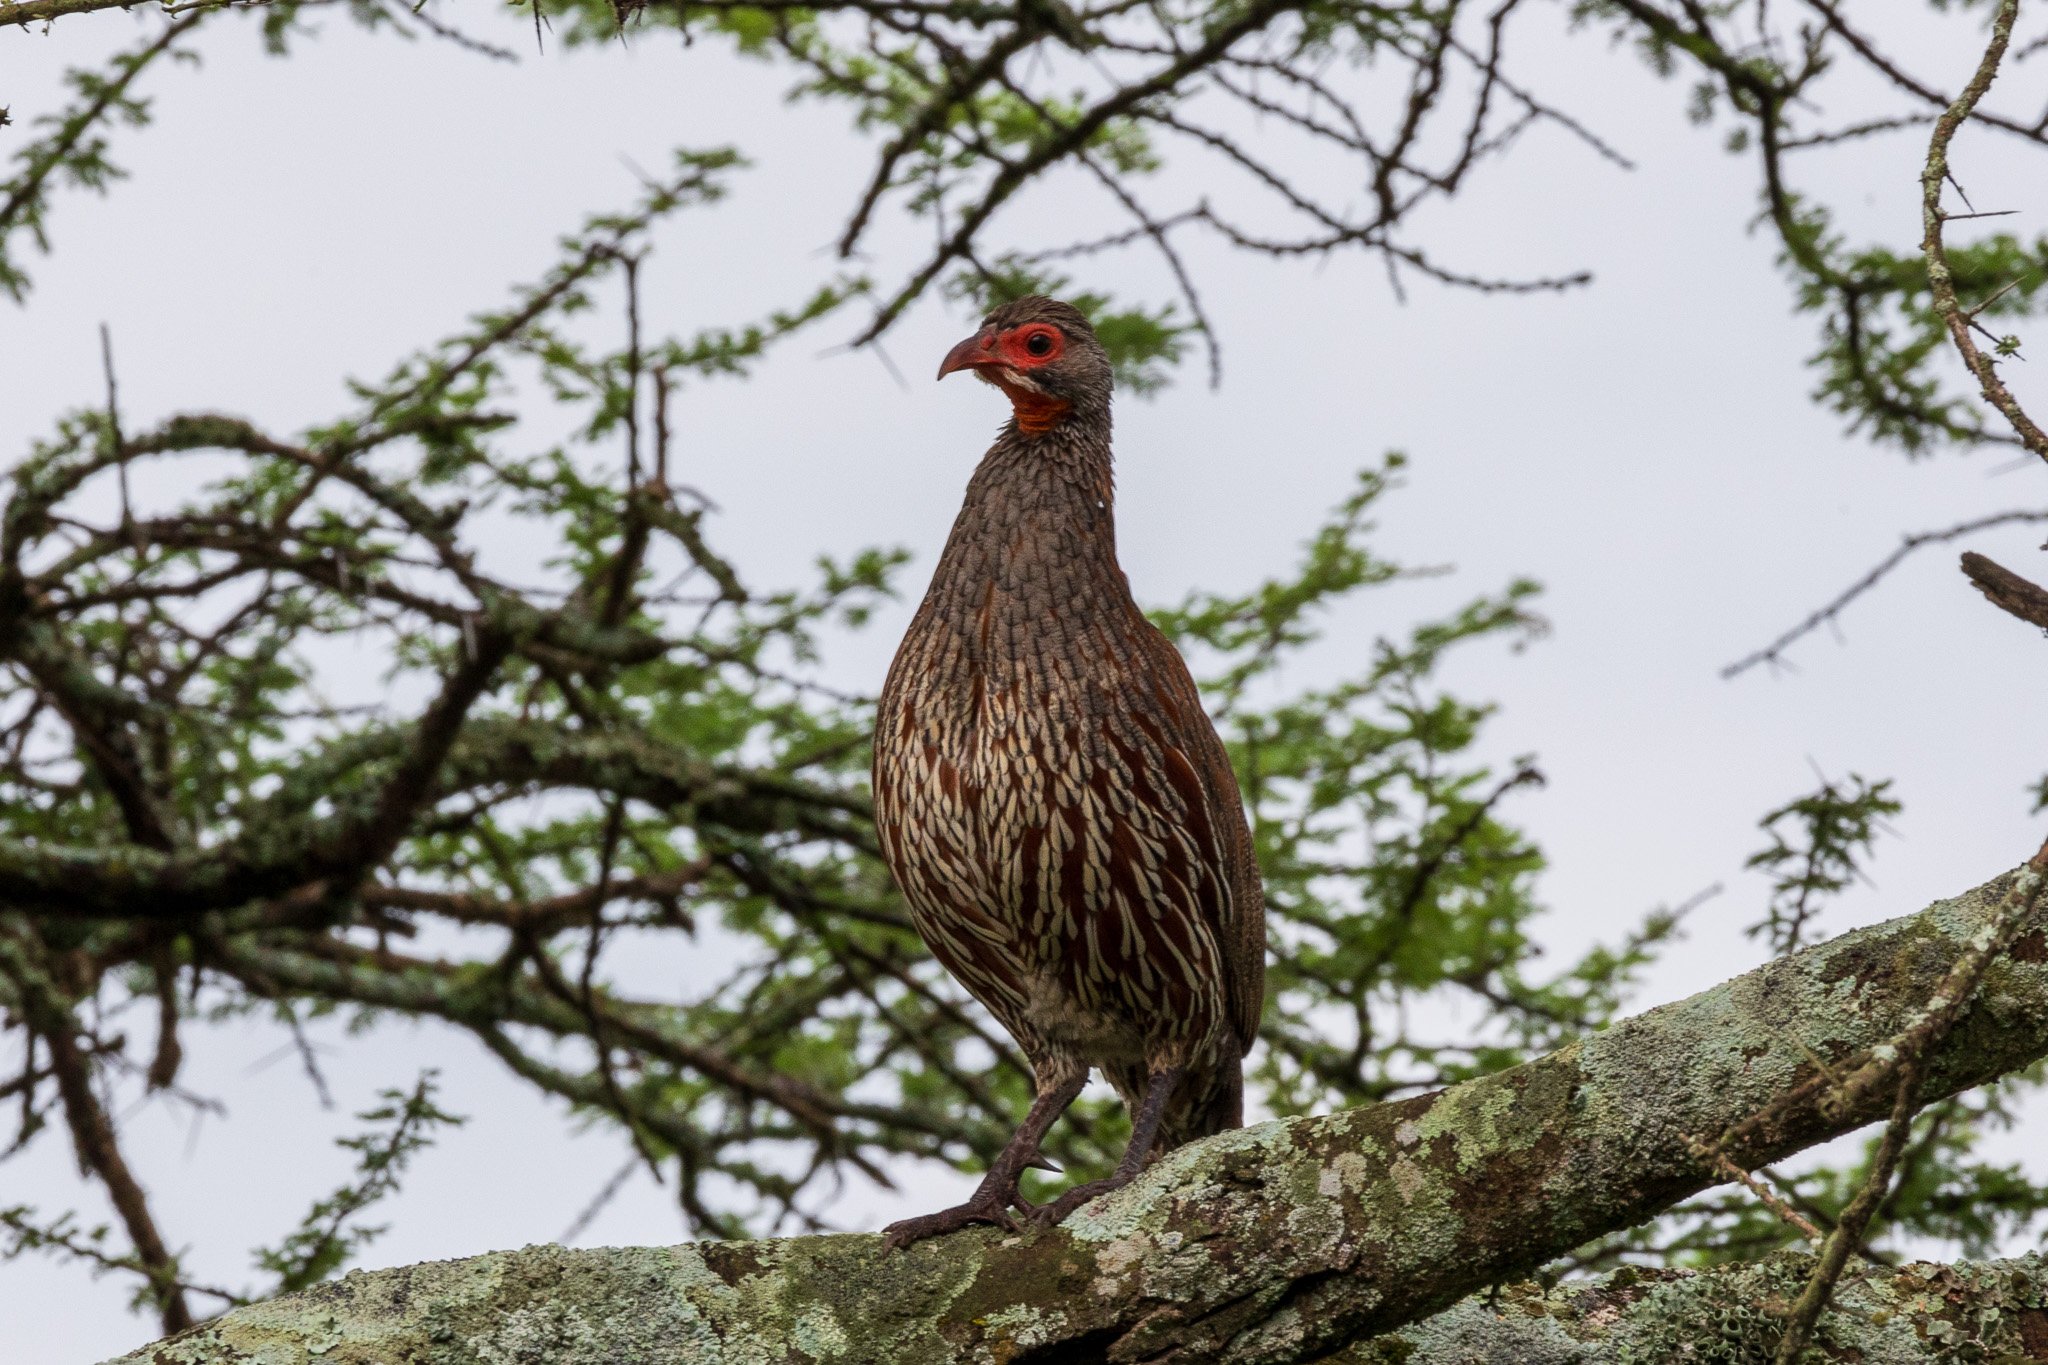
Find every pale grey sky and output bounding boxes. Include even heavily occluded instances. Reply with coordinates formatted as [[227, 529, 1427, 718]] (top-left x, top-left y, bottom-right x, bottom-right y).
[[4, 7, 2046, 1360]]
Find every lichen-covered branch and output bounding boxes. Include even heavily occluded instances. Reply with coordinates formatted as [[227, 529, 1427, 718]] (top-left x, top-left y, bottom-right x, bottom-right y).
[[106, 1247, 2048, 1365], [112, 864, 2048, 1363], [1352, 1253, 2048, 1363]]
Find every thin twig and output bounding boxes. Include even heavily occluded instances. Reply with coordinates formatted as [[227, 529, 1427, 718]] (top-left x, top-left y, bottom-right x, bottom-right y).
[[1770, 1061, 1925, 1363], [1821, 835, 2048, 1128], [0, 931, 195, 1334], [1920, 0, 2048, 462], [1723, 510, 2048, 678], [557, 1154, 640, 1244], [1683, 1134, 1826, 1248]]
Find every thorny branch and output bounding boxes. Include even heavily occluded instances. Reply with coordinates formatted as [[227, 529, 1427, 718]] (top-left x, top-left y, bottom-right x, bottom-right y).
[[1921, 0, 2048, 464], [10, 1, 2048, 1341], [0, 928, 194, 1334], [2, 158, 1610, 1332], [1702, 16, 2048, 1346], [98, 861, 2048, 1363], [1765, 832, 2048, 1361], [1681, 1135, 1825, 1249], [1722, 510, 2048, 677], [1717, 0, 2048, 682]]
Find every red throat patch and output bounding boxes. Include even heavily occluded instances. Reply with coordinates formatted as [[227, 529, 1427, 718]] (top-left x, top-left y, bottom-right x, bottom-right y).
[[995, 377, 1072, 434]]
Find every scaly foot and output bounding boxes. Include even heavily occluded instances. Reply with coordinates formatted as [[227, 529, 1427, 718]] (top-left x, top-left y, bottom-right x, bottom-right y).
[[1030, 1172, 1134, 1228], [882, 1191, 1020, 1251]]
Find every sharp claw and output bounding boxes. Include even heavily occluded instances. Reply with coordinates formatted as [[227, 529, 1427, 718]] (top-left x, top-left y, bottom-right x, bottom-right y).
[[1029, 1174, 1135, 1229], [881, 1192, 1024, 1250]]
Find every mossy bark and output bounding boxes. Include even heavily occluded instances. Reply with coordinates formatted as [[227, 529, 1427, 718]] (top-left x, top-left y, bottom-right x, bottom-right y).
[[110, 867, 2048, 1364], [108, 1248, 2048, 1364]]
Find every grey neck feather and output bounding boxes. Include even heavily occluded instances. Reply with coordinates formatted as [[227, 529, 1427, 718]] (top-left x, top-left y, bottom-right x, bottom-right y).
[[923, 412, 1129, 636]]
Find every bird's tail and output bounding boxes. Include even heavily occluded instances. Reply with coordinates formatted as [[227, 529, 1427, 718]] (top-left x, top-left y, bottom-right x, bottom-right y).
[[1156, 1060, 1243, 1153]]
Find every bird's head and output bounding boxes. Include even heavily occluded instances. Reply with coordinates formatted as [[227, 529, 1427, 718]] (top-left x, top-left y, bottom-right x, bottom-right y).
[[936, 296, 1112, 434]]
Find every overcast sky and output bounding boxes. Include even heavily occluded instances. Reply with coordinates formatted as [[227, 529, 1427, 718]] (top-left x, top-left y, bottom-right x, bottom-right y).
[[5, 6, 2047, 1360]]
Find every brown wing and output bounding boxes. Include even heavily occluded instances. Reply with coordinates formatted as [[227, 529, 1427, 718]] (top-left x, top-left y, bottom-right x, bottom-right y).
[[1129, 616, 1267, 1055]]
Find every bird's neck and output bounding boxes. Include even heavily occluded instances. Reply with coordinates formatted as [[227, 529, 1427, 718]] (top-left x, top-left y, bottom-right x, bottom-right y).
[[926, 417, 1126, 621], [976, 415, 1115, 509]]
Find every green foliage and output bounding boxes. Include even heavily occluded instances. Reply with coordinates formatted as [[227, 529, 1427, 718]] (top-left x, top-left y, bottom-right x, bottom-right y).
[[1578, 0, 2048, 461], [7, 0, 2048, 1345], [0, 16, 206, 302], [254, 1073, 465, 1295], [947, 257, 1195, 396], [1, 1204, 207, 1318], [1567, 773, 2048, 1277], [1151, 456, 1682, 1110], [0, 159, 915, 1264], [1744, 774, 1902, 957]]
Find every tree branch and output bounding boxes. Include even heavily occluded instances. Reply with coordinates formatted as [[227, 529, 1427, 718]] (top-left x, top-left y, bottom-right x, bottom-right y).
[[1962, 550, 2048, 631], [1920, 0, 2048, 463], [0, 929, 194, 1335], [1721, 509, 2048, 678], [110, 862, 2048, 1362]]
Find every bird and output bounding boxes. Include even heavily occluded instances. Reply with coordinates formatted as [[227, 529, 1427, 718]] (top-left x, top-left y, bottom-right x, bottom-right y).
[[872, 296, 1265, 1247]]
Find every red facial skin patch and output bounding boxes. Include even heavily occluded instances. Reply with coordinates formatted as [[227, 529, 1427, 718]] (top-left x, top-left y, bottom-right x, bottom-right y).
[[938, 322, 1075, 433]]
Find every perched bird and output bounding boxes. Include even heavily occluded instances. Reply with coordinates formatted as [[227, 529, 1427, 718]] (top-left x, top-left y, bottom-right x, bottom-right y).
[[873, 296, 1265, 1246]]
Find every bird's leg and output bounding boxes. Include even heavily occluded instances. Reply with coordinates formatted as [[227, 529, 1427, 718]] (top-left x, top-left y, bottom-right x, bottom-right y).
[[1032, 1064, 1184, 1228], [882, 1069, 1087, 1251]]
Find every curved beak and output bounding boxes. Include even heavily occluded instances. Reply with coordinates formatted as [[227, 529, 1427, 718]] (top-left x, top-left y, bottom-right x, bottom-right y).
[[937, 329, 1001, 381]]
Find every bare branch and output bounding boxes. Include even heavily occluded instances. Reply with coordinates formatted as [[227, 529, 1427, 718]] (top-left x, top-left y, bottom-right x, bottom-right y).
[[0, 929, 194, 1334], [1961, 549, 2048, 631], [1723, 510, 2048, 678], [1920, 0, 2048, 463]]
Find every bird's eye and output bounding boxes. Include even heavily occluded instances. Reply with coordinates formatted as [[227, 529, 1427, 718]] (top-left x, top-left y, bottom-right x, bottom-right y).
[[1024, 330, 1055, 357]]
